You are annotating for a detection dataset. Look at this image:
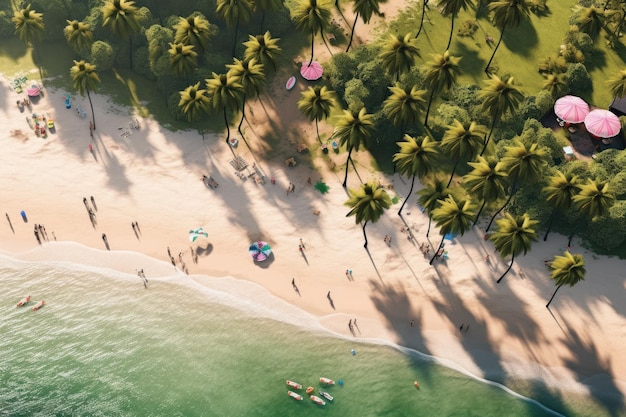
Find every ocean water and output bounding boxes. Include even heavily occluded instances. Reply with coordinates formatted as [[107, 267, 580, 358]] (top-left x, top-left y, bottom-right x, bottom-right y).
[[0, 255, 607, 417]]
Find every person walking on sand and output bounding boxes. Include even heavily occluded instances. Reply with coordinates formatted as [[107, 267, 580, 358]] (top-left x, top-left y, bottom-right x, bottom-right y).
[[327, 291, 331, 300], [167, 247, 172, 258]]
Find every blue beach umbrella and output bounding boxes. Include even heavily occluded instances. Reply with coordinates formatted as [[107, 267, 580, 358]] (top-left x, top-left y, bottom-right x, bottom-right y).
[[189, 228, 208, 242]]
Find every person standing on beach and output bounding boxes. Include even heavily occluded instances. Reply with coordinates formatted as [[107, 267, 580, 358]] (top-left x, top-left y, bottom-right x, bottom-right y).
[[90, 196, 97, 211]]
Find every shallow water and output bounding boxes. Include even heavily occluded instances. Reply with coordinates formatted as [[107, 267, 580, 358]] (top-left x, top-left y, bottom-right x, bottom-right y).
[[0, 255, 610, 416]]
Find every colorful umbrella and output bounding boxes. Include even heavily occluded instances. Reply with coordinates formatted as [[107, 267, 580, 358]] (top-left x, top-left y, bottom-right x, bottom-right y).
[[314, 181, 330, 194], [554, 95, 589, 123], [27, 84, 41, 97], [300, 61, 323, 81], [584, 109, 621, 138], [189, 227, 208, 242], [249, 241, 272, 262]]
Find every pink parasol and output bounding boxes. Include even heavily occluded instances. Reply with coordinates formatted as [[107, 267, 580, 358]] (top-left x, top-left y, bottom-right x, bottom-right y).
[[584, 109, 621, 138], [27, 84, 41, 97], [300, 61, 323, 81], [554, 95, 589, 123]]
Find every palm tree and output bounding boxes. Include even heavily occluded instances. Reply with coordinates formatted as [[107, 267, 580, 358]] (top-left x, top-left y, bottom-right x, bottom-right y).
[[168, 43, 198, 77], [254, 0, 283, 33], [418, 179, 451, 237], [332, 108, 376, 188], [174, 14, 214, 54], [542, 171, 580, 241], [568, 179, 616, 246], [393, 135, 439, 216], [485, 141, 547, 231], [479, 75, 524, 155], [70, 60, 100, 130], [178, 82, 211, 122], [463, 156, 508, 225], [243, 32, 282, 73], [297, 86, 337, 145], [206, 72, 244, 151], [430, 195, 476, 264], [608, 68, 626, 98], [380, 33, 420, 82], [490, 213, 538, 283], [346, 0, 385, 52], [438, 0, 474, 50], [227, 58, 266, 138], [216, 0, 254, 57], [382, 84, 427, 129], [542, 73, 569, 98], [573, 6, 605, 38], [64, 20, 93, 54], [102, 0, 141, 68], [292, 0, 332, 65], [345, 181, 392, 248], [423, 51, 462, 126], [440, 120, 485, 186], [546, 252, 586, 308], [12, 5, 44, 66], [485, 0, 531, 74], [415, 0, 429, 39]]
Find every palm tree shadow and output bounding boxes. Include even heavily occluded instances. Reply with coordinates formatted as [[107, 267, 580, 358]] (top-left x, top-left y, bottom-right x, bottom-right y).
[[545, 305, 568, 338], [364, 246, 383, 282]]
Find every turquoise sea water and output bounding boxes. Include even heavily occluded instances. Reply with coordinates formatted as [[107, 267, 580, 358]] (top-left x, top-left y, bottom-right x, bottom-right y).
[[0, 255, 608, 416]]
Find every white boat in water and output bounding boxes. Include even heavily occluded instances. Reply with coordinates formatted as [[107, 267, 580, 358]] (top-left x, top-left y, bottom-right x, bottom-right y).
[[286, 380, 302, 390], [288, 390, 303, 401], [319, 390, 334, 402], [310, 395, 326, 406], [319, 377, 335, 385]]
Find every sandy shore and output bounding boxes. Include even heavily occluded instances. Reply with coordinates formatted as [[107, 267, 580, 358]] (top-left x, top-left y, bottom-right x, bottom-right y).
[[1, 6, 625, 413]]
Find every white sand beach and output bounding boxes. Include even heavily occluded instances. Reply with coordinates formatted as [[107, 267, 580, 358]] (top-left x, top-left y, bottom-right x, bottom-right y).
[[1, 3, 625, 411]]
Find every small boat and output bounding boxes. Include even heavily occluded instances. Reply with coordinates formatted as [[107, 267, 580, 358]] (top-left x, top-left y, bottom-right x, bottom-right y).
[[286, 76, 296, 90], [320, 377, 335, 385], [305, 387, 314, 395], [319, 390, 334, 402], [286, 380, 302, 390], [288, 390, 303, 401], [17, 295, 31, 307], [310, 395, 326, 406], [32, 300, 45, 311]]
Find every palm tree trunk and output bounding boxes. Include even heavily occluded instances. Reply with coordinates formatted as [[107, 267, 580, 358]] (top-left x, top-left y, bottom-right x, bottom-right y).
[[446, 159, 459, 187], [485, 28, 505, 74], [232, 17, 240, 57], [87, 89, 96, 131], [238, 93, 247, 138], [398, 174, 416, 216], [496, 253, 515, 283], [343, 147, 353, 188], [315, 119, 322, 144], [424, 88, 436, 127], [473, 199, 487, 226], [362, 221, 369, 248], [260, 11, 266, 33], [486, 185, 516, 232], [543, 208, 558, 241], [426, 217, 432, 237], [129, 35, 134, 69], [346, 13, 359, 52], [309, 31, 315, 66], [415, 0, 427, 39], [429, 235, 445, 265], [223, 107, 235, 156], [546, 283, 563, 308], [446, 15, 455, 51], [480, 118, 497, 156]]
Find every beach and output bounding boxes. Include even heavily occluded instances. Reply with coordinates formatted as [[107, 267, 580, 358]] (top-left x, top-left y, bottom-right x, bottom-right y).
[[1, 71, 626, 415]]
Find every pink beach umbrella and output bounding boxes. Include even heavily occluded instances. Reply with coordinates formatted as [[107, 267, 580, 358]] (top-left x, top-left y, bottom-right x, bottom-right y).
[[300, 61, 323, 81], [27, 84, 41, 97], [554, 95, 589, 123], [584, 109, 621, 138]]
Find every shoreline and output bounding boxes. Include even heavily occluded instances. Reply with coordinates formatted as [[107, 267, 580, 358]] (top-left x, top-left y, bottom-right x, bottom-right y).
[[1, 73, 625, 417]]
